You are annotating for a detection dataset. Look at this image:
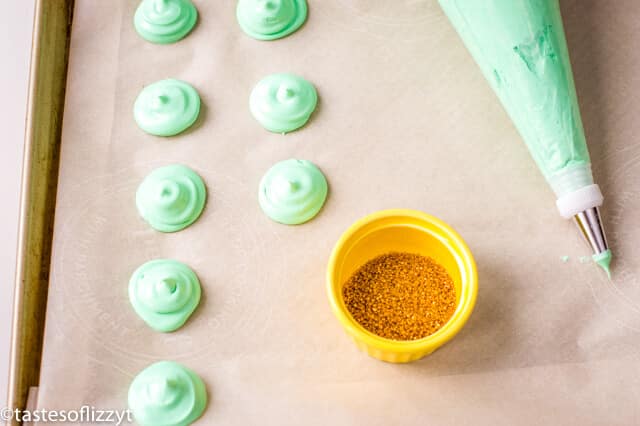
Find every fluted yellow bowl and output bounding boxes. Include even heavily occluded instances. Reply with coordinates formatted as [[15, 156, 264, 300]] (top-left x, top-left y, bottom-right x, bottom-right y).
[[327, 209, 477, 363]]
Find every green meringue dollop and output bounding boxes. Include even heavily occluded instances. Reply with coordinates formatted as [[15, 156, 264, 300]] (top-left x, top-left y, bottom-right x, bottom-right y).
[[259, 159, 328, 225], [236, 0, 308, 41], [249, 73, 317, 133], [134, 79, 201, 137], [136, 164, 207, 233], [128, 361, 207, 426], [134, 0, 198, 44], [129, 259, 201, 332]]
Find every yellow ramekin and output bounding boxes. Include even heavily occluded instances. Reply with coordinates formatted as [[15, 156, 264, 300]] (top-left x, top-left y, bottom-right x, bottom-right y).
[[327, 209, 478, 363]]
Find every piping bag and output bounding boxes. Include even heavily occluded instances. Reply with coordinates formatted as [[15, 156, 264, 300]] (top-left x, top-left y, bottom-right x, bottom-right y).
[[438, 0, 612, 276]]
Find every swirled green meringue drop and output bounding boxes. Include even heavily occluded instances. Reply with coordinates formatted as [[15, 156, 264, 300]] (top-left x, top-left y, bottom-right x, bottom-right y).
[[250, 73, 317, 133], [136, 165, 206, 233], [135, 0, 198, 44], [129, 259, 201, 332], [134, 79, 200, 137], [128, 361, 207, 426], [259, 159, 328, 225], [237, 0, 307, 40]]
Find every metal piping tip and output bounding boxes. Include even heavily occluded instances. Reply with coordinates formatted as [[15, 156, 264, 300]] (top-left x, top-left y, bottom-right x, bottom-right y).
[[574, 207, 609, 254], [573, 207, 612, 276]]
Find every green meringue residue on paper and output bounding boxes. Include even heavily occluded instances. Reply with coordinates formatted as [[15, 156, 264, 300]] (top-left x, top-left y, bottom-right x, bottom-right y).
[[128, 361, 207, 426], [134, 79, 201, 137], [237, 0, 308, 40], [136, 164, 206, 233], [259, 159, 328, 225], [250, 73, 317, 133], [129, 259, 201, 332], [438, 0, 591, 186], [135, 0, 198, 44]]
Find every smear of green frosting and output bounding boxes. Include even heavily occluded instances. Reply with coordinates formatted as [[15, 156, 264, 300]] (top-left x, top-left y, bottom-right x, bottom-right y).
[[128, 361, 207, 426], [250, 73, 317, 133], [259, 159, 328, 225], [135, 0, 198, 44], [136, 164, 207, 233], [129, 259, 201, 332], [438, 0, 590, 184], [134, 79, 201, 137], [237, 0, 307, 41]]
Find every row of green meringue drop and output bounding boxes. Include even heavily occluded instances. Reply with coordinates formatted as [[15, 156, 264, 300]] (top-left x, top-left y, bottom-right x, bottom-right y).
[[133, 72, 318, 139], [234, 2, 325, 223], [134, 0, 308, 44], [132, 3, 205, 425]]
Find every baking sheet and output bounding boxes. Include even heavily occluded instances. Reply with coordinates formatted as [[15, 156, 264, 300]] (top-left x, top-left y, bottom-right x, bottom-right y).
[[37, 1, 640, 424]]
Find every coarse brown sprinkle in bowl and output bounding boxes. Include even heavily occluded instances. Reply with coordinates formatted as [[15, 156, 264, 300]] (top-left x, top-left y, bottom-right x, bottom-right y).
[[326, 209, 478, 363]]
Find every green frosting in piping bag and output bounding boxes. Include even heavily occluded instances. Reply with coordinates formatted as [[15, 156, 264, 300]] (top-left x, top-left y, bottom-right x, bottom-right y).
[[237, 0, 308, 41], [135, 0, 198, 44], [129, 259, 201, 332], [438, 0, 591, 188], [259, 159, 328, 225], [136, 164, 206, 233], [128, 361, 207, 426], [134, 79, 200, 137], [593, 249, 612, 279], [440, 0, 612, 276], [250, 73, 317, 133]]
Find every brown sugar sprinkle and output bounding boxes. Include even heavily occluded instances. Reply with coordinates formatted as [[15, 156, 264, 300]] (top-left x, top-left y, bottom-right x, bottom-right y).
[[342, 252, 457, 341]]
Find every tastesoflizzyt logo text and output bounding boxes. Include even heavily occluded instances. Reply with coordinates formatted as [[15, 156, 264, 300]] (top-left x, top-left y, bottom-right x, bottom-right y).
[[0, 405, 132, 425]]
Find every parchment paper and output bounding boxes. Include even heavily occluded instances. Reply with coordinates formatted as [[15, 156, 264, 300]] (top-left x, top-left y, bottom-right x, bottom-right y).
[[36, 1, 640, 424]]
